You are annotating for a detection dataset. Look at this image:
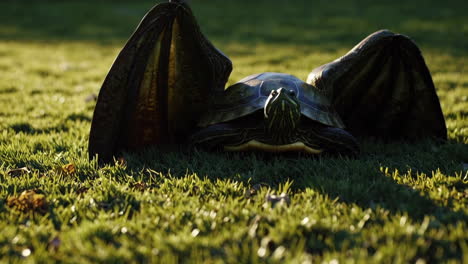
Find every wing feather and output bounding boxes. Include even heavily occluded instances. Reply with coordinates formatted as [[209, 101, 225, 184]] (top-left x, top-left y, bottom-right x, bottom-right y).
[[307, 30, 446, 140], [89, 2, 232, 162]]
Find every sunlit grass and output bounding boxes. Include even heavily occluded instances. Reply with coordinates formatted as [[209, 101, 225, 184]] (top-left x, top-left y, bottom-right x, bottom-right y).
[[0, 0, 467, 263]]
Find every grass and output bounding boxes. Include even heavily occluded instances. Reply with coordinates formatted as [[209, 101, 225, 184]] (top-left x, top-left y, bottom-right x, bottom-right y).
[[0, 0, 467, 263]]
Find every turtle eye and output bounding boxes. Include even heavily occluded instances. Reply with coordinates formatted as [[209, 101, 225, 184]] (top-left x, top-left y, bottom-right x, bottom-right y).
[[271, 90, 278, 97], [289, 90, 296, 96]]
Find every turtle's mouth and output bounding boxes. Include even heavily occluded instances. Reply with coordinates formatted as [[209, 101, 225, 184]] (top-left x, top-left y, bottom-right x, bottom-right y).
[[264, 88, 301, 144]]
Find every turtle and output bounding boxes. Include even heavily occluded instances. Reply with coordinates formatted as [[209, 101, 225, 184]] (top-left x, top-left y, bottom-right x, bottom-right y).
[[88, 1, 446, 163], [190, 72, 359, 155]]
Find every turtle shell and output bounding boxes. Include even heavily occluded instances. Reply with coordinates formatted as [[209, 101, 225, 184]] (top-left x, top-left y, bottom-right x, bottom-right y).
[[198, 72, 345, 128]]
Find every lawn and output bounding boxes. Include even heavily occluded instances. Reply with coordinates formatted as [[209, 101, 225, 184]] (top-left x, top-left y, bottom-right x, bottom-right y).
[[0, 0, 467, 263]]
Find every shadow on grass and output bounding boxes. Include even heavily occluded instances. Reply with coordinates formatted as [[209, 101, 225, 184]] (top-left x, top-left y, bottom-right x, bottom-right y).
[[10, 122, 70, 134], [120, 138, 467, 225], [117, 149, 465, 261], [1, 0, 467, 56]]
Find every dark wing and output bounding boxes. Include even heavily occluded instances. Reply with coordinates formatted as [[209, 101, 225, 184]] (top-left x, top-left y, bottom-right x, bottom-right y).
[[307, 30, 446, 140], [89, 2, 232, 163]]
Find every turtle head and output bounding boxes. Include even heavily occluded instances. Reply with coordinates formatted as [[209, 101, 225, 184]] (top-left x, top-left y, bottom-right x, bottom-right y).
[[264, 88, 301, 143]]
